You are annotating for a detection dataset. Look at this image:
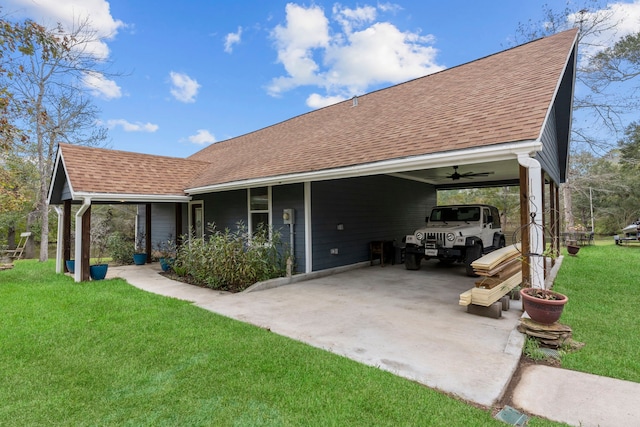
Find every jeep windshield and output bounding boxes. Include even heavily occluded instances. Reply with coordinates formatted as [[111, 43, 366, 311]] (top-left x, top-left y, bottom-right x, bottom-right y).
[[429, 207, 480, 222]]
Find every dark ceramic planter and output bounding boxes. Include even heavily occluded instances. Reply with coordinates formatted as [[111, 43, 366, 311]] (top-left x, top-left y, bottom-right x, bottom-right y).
[[65, 260, 75, 274], [133, 253, 147, 265], [159, 257, 173, 272], [567, 245, 580, 256], [89, 264, 108, 280], [520, 288, 568, 325]]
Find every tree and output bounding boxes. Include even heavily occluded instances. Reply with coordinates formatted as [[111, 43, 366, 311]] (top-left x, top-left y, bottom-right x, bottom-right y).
[[3, 15, 110, 261], [0, 12, 59, 152], [516, 1, 640, 232]]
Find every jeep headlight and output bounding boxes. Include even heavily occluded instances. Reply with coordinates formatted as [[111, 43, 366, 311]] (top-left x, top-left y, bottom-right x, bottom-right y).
[[446, 232, 455, 242], [415, 232, 424, 241]]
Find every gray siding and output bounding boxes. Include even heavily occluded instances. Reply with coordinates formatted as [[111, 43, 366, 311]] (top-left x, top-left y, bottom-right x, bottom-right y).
[[537, 44, 575, 185], [195, 189, 247, 232], [195, 186, 306, 272], [272, 184, 306, 273], [311, 175, 436, 271], [138, 203, 188, 250]]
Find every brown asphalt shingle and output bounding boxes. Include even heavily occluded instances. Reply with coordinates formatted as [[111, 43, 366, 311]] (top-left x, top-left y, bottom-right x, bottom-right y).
[[187, 29, 577, 190], [59, 144, 210, 196], [57, 29, 576, 197]]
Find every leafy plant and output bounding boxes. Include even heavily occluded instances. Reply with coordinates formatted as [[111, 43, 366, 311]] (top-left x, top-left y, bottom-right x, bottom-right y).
[[173, 222, 289, 292], [107, 232, 134, 265], [524, 336, 547, 361]]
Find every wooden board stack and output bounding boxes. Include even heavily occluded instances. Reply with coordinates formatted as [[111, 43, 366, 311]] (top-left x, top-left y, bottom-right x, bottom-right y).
[[459, 244, 523, 307]]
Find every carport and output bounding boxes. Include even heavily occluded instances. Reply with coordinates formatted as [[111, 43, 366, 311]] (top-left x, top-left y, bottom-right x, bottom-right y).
[[108, 261, 525, 407]]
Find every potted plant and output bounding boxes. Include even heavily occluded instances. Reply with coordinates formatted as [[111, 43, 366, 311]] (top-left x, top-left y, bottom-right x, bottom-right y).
[[133, 232, 147, 265], [566, 244, 580, 256], [90, 215, 110, 280], [65, 259, 75, 274], [520, 287, 568, 325], [155, 237, 176, 272]]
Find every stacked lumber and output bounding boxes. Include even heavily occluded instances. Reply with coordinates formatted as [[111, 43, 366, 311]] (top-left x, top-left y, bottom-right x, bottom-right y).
[[458, 272, 521, 306], [459, 244, 523, 307]]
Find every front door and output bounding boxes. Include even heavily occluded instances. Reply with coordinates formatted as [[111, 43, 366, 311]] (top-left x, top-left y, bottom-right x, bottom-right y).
[[191, 201, 204, 237]]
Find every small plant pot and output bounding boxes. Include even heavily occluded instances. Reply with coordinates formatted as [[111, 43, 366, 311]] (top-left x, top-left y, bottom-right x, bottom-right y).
[[89, 264, 109, 280], [520, 288, 568, 325], [567, 245, 580, 256], [133, 253, 147, 265], [159, 257, 173, 272], [65, 260, 75, 274]]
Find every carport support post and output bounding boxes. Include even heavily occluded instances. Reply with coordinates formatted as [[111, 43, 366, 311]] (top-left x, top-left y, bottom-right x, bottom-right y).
[[74, 198, 92, 282], [518, 154, 544, 289], [145, 203, 152, 263], [63, 200, 71, 272]]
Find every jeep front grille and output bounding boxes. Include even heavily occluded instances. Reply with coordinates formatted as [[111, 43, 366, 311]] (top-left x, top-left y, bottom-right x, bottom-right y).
[[427, 232, 446, 245]]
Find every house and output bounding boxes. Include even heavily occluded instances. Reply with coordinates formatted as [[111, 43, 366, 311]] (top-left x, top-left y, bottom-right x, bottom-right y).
[[48, 29, 578, 284]]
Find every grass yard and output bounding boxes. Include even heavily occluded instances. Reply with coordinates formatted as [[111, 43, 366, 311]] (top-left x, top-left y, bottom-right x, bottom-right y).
[[7, 240, 635, 426], [1, 260, 566, 426], [553, 240, 640, 382]]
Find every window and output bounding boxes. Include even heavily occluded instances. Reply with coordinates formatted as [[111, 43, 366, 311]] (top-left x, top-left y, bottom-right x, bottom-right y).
[[248, 187, 271, 236]]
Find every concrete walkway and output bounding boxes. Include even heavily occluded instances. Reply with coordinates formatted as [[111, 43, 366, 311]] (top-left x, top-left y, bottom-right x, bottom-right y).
[[107, 263, 640, 426]]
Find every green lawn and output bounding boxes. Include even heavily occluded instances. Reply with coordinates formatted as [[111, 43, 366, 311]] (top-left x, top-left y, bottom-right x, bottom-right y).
[[553, 241, 640, 382], [2, 260, 542, 426], [10, 250, 634, 426]]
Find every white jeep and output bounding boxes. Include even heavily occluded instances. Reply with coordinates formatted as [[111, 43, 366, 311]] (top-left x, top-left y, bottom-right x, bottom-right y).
[[404, 204, 505, 276]]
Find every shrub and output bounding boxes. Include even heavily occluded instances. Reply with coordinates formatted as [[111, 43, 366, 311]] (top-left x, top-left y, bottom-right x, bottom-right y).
[[173, 222, 289, 292], [107, 232, 135, 265]]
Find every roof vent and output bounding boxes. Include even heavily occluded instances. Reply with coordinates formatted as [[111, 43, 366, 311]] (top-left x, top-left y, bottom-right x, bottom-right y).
[[352, 96, 358, 107]]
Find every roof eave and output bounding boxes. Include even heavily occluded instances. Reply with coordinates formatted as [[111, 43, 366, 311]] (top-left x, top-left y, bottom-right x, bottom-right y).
[[186, 140, 543, 194], [72, 192, 192, 204]]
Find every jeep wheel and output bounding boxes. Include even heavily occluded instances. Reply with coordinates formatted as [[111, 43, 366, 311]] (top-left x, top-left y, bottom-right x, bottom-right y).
[[465, 243, 483, 277], [405, 253, 421, 270]]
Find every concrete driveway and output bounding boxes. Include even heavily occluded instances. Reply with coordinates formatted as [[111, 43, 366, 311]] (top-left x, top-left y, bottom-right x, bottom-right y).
[[109, 261, 524, 407]]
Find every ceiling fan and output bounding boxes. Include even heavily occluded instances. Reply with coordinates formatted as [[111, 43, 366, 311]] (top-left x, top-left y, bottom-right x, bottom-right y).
[[445, 165, 495, 181]]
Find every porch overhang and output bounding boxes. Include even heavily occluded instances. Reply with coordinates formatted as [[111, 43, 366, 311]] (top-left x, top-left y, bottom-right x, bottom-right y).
[[185, 140, 543, 194]]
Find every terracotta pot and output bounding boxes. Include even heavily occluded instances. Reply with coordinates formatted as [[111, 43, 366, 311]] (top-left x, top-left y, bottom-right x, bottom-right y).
[[520, 288, 568, 325], [567, 245, 580, 256]]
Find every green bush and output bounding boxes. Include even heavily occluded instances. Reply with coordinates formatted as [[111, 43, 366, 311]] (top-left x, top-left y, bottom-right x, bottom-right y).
[[174, 222, 289, 292], [107, 232, 135, 265]]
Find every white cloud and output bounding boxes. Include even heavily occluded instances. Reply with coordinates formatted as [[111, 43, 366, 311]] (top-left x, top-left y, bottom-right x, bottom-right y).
[[268, 3, 330, 96], [306, 93, 347, 109], [169, 71, 201, 103], [82, 71, 122, 99], [187, 129, 216, 145], [225, 26, 243, 53], [332, 4, 377, 34], [3, 0, 126, 60], [567, 1, 640, 60], [105, 119, 158, 132], [268, 3, 444, 104]]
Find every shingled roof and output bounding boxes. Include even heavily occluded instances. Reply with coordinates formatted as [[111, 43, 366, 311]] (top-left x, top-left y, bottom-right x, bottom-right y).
[[49, 143, 210, 202], [49, 29, 577, 203], [186, 29, 578, 191]]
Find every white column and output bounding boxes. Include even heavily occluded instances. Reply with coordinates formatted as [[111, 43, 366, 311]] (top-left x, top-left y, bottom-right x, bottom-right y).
[[53, 206, 64, 274], [304, 182, 312, 273], [517, 154, 544, 289]]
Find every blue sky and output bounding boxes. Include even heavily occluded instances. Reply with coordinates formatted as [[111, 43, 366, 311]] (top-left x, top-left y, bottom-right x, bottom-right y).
[[4, 1, 640, 157]]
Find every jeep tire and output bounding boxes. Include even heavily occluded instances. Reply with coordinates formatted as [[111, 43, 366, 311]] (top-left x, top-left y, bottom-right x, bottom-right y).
[[465, 243, 483, 277], [404, 253, 421, 270]]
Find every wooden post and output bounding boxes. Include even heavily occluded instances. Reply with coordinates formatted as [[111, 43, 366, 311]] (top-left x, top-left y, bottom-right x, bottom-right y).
[[63, 200, 71, 272], [519, 165, 531, 287], [145, 203, 152, 263], [175, 203, 183, 246], [81, 205, 91, 281], [541, 172, 547, 279]]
